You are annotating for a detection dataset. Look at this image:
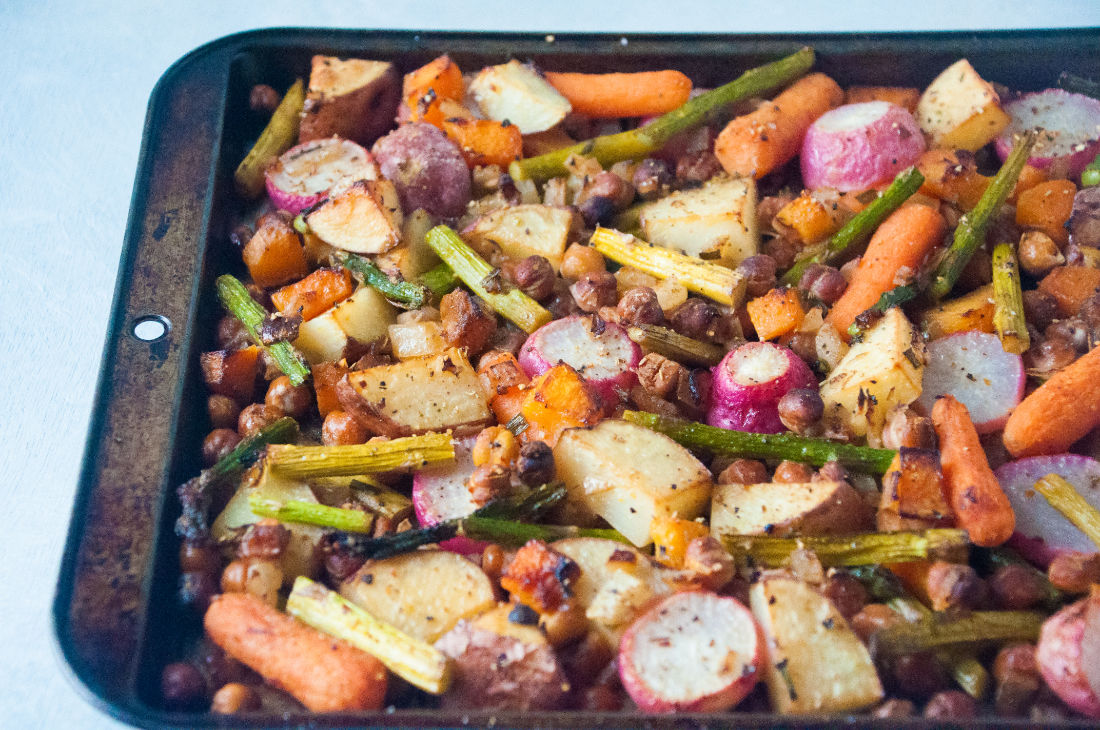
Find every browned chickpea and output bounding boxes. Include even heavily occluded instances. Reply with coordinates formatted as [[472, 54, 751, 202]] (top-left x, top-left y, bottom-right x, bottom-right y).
[[822, 571, 868, 620], [1047, 317, 1089, 353], [179, 539, 221, 574], [777, 388, 824, 434], [560, 243, 606, 280], [1023, 335, 1077, 374], [1018, 230, 1065, 277], [786, 331, 818, 367], [207, 394, 241, 429], [762, 236, 799, 270], [892, 652, 950, 700], [217, 315, 250, 350], [510, 255, 556, 301], [988, 564, 1045, 610], [738, 255, 778, 298], [993, 643, 1041, 716], [211, 682, 261, 714], [717, 458, 768, 485], [264, 376, 313, 419], [850, 603, 901, 642], [516, 440, 555, 486], [872, 698, 916, 718], [480, 543, 505, 582], [203, 428, 241, 466], [675, 150, 722, 186], [237, 403, 279, 438], [472, 425, 519, 468], [925, 560, 988, 612], [636, 352, 685, 399], [923, 690, 978, 719], [773, 460, 815, 484], [466, 463, 511, 506], [1047, 550, 1100, 593], [1022, 289, 1060, 332], [178, 570, 218, 612], [632, 158, 672, 200], [322, 411, 368, 446], [238, 519, 291, 560], [161, 662, 207, 709], [561, 631, 614, 687], [683, 536, 736, 590], [616, 287, 665, 326], [570, 271, 618, 313], [669, 298, 722, 341], [249, 84, 281, 113], [799, 264, 848, 305], [221, 558, 282, 606]]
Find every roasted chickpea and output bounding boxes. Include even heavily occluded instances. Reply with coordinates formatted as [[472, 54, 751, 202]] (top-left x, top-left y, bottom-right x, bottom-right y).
[[773, 460, 815, 484], [178, 570, 219, 612], [632, 158, 672, 200], [923, 690, 978, 719], [799, 264, 848, 305], [207, 394, 241, 429], [569, 271, 618, 313], [480, 543, 505, 582], [777, 388, 824, 434], [822, 571, 868, 620], [683, 536, 736, 590], [988, 564, 1045, 610], [717, 458, 768, 485], [616, 287, 665, 326], [892, 651, 950, 700], [322, 411, 368, 446], [264, 376, 313, 419], [203, 428, 241, 466], [560, 243, 606, 280], [179, 539, 221, 574], [675, 150, 722, 186], [238, 519, 291, 560], [516, 440, 555, 486], [161, 662, 207, 709], [221, 558, 283, 607], [510, 255, 556, 301], [1047, 550, 1100, 593], [669, 298, 722, 341], [925, 560, 988, 612], [738, 255, 779, 298], [472, 425, 519, 468], [217, 315, 250, 350], [1022, 289, 1059, 332], [249, 84, 281, 113], [211, 682, 261, 714], [237, 403, 279, 438], [850, 603, 901, 642], [1018, 230, 1064, 277]]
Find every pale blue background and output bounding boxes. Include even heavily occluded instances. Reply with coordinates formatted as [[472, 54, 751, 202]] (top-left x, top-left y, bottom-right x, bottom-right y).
[[1, 2, 1097, 727]]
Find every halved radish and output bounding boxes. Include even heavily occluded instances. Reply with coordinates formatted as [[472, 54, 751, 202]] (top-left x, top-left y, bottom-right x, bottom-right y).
[[915, 330, 1025, 434], [995, 90, 1100, 179], [707, 342, 816, 434], [1036, 596, 1100, 718], [411, 436, 486, 554], [994, 454, 1100, 566], [265, 138, 378, 214], [517, 315, 641, 404], [800, 101, 926, 192], [618, 590, 762, 713]]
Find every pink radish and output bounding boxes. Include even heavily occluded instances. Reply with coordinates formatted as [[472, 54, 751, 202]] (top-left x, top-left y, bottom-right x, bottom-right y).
[[411, 436, 486, 554], [995, 90, 1100, 179], [265, 138, 378, 214], [707, 342, 816, 434], [517, 315, 641, 403], [915, 330, 1025, 434], [618, 591, 762, 713], [800, 101, 925, 192], [994, 454, 1100, 567], [1036, 596, 1100, 718]]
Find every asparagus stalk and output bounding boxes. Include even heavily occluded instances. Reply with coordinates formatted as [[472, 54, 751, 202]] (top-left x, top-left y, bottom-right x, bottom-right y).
[[350, 480, 414, 523], [287, 577, 452, 694], [340, 253, 429, 310], [425, 226, 551, 333], [234, 79, 305, 198], [929, 130, 1037, 300], [624, 410, 897, 473], [419, 263, 460, 297], [590, 227, 747, 307], [782, 167, 925, 285], [871, 611, 1045, 657], [1033, 473, 1100, 548], [627, 324, 725, 367], [216, 274, 310, 386], [720, 529, 969, 568], [472, 481, 568, 521], [248, 494, 374, 533], [458, 516, 629, 545], [1057, 71, 1100, 99], [175, 417, 299, 540], [991, 242, 1030, 354], [846, 284, 919, 339], [509, 48, 815, 182], [266, 432, 455, 479]]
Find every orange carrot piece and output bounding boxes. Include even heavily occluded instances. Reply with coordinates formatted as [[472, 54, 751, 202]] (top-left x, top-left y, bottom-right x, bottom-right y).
[[270, 267, 355, 321], [204, 593, 388, 712], [714, 72, 843, 180], [1038, 265, 1100, 318], [826, 203, 947, 339], [242, 214, 310, 289], [312, 361, 350, 417], [520, 364, 602, 446], [1003, 345, 1100, 458], [844, 86, 920, 113], [1015, 179, 1077, 245], [746, 286, 805, 341], [932, 394, 1015, 547], [543, 69, 692, 118], [888, 560, 934, 605], [402, 54, 464, 124], [441, 117, 524, 168], [200, 346, 260, 403], [916, 149, 991, 211]]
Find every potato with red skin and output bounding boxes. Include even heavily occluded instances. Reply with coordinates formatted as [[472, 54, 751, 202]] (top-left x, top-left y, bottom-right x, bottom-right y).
[[372, 122, 471, 218]]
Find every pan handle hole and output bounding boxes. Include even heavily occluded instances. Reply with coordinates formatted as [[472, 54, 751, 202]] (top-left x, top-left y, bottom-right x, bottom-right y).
[[132, 314, 171, 342]]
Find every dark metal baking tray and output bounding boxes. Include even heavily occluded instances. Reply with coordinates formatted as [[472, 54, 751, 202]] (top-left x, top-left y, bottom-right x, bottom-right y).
[[53, 27, 1100, 728]]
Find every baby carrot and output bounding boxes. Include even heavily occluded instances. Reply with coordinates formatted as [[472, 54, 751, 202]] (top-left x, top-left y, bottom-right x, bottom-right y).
[[932, 395, 1015, 548], [1003, 345, 1100, 458], [543, 69, 692, 118], [205, 592, 388, 712], [713, 72, 843, 179], [825, 203, 946, 339]]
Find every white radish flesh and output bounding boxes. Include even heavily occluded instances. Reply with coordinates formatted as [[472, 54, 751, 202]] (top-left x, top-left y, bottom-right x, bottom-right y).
[[265, 138, 378, 214], [994, 454, 1100, 567], [517, 315, 641, 403], [411, 436, 485, 554], [916, 330, 1024, 434], [707, 342, 816, 434], [618, 591, 762, 713], [800, 101, 925, 192], [996, 90, 1100, 179]]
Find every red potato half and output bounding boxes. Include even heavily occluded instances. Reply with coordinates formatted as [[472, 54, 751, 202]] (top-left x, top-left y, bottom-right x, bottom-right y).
[[411, 436, 486, 554], [518, 315, 641, 404], [619, 591, 763, 713], [915, 330, 1025, 434], [372, 122, 471, 218], [994, 454, 1100, 567], [800, 101, 925, 192], [707, 342, 817, 434], [1036, 595, 1100, 718], [996, 90, 1100, 179], [265, 138, 378, 214]]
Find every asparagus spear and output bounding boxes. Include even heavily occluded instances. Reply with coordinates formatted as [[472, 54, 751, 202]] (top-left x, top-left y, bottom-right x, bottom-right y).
[[624, 410, 897, 473], [216, 274, 310, 385], [458, 516, 629, 545], [1033, 473, 1100, 549], [340, 253, 429, 310], [234, 79, 305, 198], [627, 324, 726, 367], [871, 611, 1045, 657], [175, 417, 299, 540], [846, 284, 919, 339], [590, 227, 747, 307], [720, 529, 969, 568], [509, 48, 815, 182], [419, 263, 460, 297], [782, 166, 925, 285], [349, 480, 414, 523], [265, 432, 455, 479], [425, 226, 552, 333], [928, 130, 1037, 300], [287, 577, 452, 694], [248, 494, 375, 533], [991, 242, 1030, 354]]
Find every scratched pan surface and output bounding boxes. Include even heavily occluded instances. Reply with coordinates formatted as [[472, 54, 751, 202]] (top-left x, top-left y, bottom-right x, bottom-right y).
[[53, 28, 1100, 728]]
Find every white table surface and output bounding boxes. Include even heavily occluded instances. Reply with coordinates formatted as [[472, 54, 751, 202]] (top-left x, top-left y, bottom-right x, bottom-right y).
[[3, 2, 1097, 727]]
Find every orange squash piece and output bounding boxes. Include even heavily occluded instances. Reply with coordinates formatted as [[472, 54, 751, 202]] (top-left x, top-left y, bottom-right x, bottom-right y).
[[270, 267, 355, 321], [1016, 179, 1077, 245], [242, 214, 309, 289], [746, 287, 805, 341]]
